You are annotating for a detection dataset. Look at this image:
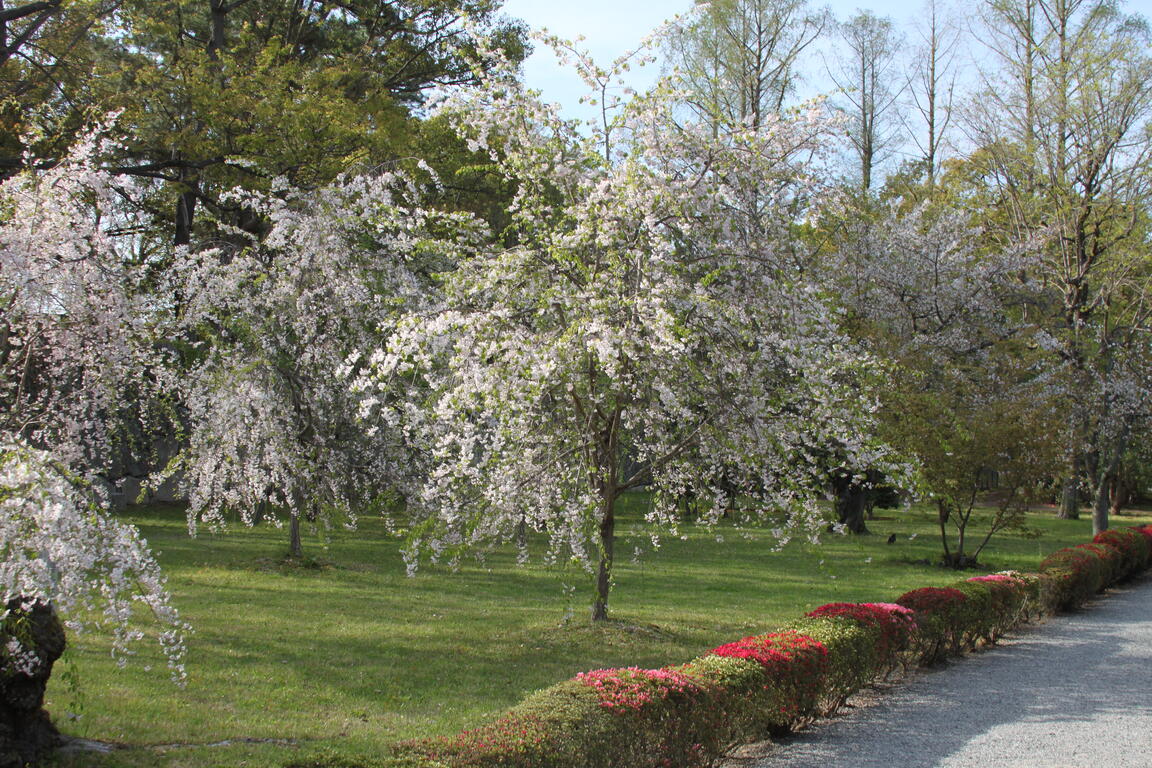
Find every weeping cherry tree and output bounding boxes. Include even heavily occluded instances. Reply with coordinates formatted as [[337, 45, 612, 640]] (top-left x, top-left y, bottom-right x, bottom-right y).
[[354, 38, 889, 620]]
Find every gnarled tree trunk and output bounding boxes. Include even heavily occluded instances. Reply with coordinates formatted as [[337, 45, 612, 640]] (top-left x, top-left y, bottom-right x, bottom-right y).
[[0, 598, 66, 768]]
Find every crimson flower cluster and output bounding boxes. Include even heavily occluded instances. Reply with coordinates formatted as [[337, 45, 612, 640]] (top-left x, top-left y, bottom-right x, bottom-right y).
[[709, 630, 827, 672], [896, 586, 968, 614], [805, 602, 916, 664], [576, 667, 705, 712]]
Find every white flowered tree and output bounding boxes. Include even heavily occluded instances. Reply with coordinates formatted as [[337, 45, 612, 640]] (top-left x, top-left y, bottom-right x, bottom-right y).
[[168, 170, 478, 557], [0, 134, 187, 679], [0, 441, 187, 681], [832, 201, 1060, 567], [355, 40, 890, 620]]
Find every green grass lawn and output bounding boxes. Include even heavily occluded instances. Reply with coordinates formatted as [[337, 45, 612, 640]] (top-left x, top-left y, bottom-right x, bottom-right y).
[[44, 496, 1150, 768]]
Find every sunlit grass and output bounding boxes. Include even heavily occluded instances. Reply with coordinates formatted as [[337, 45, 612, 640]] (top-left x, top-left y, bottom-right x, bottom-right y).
[[45, 496, 1149, 768]]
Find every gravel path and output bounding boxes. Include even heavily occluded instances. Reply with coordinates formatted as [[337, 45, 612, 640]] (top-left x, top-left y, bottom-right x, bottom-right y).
[[729, 577, 1152, 768]]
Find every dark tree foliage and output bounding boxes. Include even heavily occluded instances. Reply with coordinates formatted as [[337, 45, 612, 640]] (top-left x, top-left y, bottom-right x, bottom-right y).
[[1, 0, 528, 245]]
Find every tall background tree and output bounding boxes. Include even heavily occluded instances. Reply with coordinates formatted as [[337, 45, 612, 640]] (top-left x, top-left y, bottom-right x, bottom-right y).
[[0, 0, 527, 245], [831, 199, 1059, 564], [902, 0, 963, 192], [827, 10, 904, 193], [661, 0, 827, 132], [970, 0, 1152, 531]]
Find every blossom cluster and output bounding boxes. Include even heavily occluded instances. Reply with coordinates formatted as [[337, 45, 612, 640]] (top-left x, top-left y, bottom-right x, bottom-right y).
[[895, 586, 969, 614], [576, 666, 705, 712], [2, 635, 40, 677], [709, 630, 827, 675], [805, 602, 916, 659], [0, 441, 187, 682]]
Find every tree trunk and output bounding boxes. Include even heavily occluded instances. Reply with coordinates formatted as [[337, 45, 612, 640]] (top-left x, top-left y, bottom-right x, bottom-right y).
[[173, 166, 199, 246], [834, 474, 869, 534], [1092, 425, 1132, 536], [591, 498, 615, 622], [0, 598, 66, 768], [288, 512, 303, 559], [1091, 480, 1110, 537], [1058, 454, 1080, 520], [937, 499, 952, 564], [1109, 476, 1129, 519]]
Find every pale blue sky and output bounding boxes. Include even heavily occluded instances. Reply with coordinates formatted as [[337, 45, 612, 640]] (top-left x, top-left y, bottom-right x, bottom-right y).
[[500, 0, 1152, 121]]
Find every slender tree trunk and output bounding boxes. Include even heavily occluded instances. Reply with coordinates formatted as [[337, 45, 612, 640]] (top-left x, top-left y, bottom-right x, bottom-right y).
[[955, 511, 967, 567], [173, 165, 199, 246], [289, 511, 302, 559], [591, 494, 615, 622], [1091, 481, 1110, 537], [1059, 451, 1081, 519], [937, 499, 952, 565], [1109, 476, 1129, 519], [590, 407, 621, 622], [1092, 425, 1132, 536]]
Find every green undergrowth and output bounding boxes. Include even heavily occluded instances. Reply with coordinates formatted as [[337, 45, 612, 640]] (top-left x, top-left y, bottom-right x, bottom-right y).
[[43, 498, 1152, 768]]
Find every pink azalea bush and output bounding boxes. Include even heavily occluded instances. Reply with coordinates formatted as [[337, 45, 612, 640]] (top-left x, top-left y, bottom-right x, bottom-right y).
[[576, 667, 707, 712], [707, 631, 829, 732], [896, 586, 970, 661], [804, 602, 916, 667]]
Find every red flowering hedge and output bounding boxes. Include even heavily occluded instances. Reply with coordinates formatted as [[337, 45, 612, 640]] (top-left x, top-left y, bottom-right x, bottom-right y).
[[1078, 542, 1125, 585], [1093, 528, 1149, 578], [1132, 525, 1152, 559], [1039, 547, 1103, 609], [896, 587, 969, 662], [782, 602, 916, 711], [803, 602, 916, 670], [781, 614, 876, 713], [964, 574, 1029, 643], [393, 526, 1152, 768], [706, 631, 828, 735]]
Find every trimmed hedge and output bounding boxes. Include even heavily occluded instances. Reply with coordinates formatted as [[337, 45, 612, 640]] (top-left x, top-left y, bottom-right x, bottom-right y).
[[1093, 528, 1150, 577], [705, 630, 828, 736], [964, 574, 1029, 643], [395, 526, 1152, 768], [895, 587, 969, 662]]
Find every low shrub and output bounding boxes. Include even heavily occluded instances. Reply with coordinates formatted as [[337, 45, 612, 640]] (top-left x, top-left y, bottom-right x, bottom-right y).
[[1132, 525, 1152, 561], [783, 614, 884, 712], [1014, 571, 1059, 619], [704, 630, 828, 735], [802, 602, 916, 674], [1039, 546, 1108, 609], [1093, 528, 1149, 579], [944, 581, 998, 649], [576, 666, 706, 713], [1076, 542, 1124, 586], [895, 587, 969, 662], [965, 573, 1029, 642], [677, 654, 773, 748], [401, 680, 618, 768], [577, 666, 725, 767], [404, 526, 1152, 768]]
